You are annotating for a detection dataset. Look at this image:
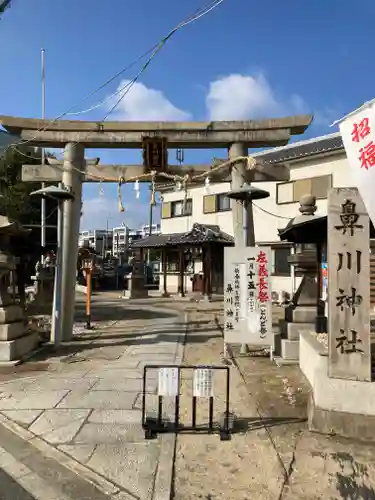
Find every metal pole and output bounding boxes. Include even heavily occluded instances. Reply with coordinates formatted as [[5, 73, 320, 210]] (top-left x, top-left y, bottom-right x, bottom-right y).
[[147, 188, 153, 264], [51, 195, 63, 347], [86, 267, 92, 329], [40, 48, 46, 260]]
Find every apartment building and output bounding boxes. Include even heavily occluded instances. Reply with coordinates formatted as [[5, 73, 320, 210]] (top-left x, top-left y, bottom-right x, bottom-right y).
[[78, 229, 113, 255], [158, 132, 352, 295]]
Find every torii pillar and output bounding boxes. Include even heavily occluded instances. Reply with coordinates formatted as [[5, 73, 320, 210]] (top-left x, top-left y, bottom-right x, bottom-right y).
[[61, 143, 85, 340], [229, 143, 253, 354]]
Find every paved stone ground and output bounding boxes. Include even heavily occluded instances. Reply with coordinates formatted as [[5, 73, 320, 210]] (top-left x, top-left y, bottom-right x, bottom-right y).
[[3, 295, 375, 499], [172, 305, 375, 500], [0, 296, 187, 500]]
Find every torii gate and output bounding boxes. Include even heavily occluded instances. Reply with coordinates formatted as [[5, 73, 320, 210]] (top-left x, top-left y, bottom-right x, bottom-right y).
[[0, 115, 312, 341]]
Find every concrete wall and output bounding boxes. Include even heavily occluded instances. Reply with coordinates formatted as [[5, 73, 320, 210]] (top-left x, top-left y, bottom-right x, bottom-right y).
[[300, 331, 375, 416]]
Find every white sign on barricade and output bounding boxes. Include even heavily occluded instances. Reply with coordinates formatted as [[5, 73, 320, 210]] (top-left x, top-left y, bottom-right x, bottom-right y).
[[157, 367, 179, 396], [224, 246, 272, 345], [193, 368, 214, 398]]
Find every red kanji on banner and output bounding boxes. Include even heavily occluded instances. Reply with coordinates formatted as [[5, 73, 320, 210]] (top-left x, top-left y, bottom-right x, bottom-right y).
[[258, 264, 269, 277], [257, 277, 269, 303], [352, 118, 371, 143], [256, 251, 268, 265], [359, 141, 375, 169]]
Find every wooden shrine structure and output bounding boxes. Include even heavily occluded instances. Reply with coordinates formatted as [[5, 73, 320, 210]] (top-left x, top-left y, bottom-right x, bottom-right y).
[[0, 114, 312, 341]]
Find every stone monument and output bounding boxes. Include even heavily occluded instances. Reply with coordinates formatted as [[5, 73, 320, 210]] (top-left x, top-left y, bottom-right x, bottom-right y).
[[327, 187, 371, 381], [0, 215, 39, 365], [299, 188, 375, 443]]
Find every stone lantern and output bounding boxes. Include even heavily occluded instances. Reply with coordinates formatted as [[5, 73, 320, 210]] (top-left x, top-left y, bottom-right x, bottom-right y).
[[0, 215, 38, 365], [275, 195, 327, 363]]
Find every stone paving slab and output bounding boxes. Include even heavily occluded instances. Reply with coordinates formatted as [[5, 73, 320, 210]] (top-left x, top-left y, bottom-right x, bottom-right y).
[[57, 390, 139, 410], [92, 377, 157, 393], [29, 409, 91, 445], [74, 422, 144, 444], [86, 442, 160, 500], [57, 444, 96, 464], [1, 410, 43, 427], [0, 377, 98, 393], [0, 390, 69, 410], [89, 409, 143, 425]]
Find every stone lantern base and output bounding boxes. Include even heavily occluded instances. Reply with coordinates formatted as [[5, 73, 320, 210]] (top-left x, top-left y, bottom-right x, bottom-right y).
[[122, 273, 149, 300], [274, 249, 319, 364], [0, 303, 38, 365]]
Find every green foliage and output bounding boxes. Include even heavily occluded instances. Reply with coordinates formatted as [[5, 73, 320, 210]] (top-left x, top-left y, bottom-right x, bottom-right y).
[[0, 146, 57, 241]]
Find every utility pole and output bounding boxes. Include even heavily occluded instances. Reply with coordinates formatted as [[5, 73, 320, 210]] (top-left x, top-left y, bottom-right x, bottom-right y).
[[40, 48, 46, 260], [147, 186, 153, 264]]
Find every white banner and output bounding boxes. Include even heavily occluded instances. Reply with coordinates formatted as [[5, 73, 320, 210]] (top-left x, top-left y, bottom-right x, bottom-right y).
[[339, 102, 375, 225], [224, 246, 272, 345]]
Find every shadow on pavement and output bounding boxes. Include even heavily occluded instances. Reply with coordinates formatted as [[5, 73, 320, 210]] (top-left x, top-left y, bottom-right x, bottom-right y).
[[29, 327, 223, 362], [74, 303, 178, 322], [233, 416, 307, 434]]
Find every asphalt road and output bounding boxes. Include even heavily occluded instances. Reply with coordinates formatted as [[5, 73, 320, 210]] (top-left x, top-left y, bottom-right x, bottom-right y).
[[0, 468, 35, 500]]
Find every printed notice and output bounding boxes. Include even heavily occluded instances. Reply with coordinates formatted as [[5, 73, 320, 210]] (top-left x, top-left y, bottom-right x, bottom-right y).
[[193, 368, 214, 398], [158, 367, 179, 396]]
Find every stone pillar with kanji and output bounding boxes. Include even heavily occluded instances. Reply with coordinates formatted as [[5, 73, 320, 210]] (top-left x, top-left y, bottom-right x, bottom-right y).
[[328, 187, 371, 381]]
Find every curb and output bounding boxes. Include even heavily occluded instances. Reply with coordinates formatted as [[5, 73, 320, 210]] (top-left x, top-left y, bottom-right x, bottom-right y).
[[0, 413, 120, 498], [152, 311, 188, 500]]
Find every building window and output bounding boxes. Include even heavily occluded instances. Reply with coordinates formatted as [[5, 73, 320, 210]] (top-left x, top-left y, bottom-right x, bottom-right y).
[[271, 247, 291, 276], [217, 193, 231, 211], [161, 199, 192, 218], [172, 199, 192, 217], [276, 175, 332, 205], [203, 193, 231, 214]]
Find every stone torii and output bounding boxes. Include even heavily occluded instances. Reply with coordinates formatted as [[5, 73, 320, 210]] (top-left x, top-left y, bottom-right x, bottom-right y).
[[0, 114, 312, 342]]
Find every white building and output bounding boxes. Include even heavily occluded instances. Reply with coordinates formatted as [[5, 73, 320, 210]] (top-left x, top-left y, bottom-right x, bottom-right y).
[[112, 223, 161, 258], [158, 132, 352, 295], [78, 229, 113, 255], [112, 225, 131, 257]]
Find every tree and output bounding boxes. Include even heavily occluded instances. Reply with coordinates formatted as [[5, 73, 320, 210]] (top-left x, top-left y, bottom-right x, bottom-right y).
[[0, 144, 58, 247], [0, 0, 12, 18]]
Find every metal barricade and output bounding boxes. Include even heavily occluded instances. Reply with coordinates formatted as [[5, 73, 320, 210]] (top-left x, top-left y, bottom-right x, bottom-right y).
[[141, 364, 231, 441]]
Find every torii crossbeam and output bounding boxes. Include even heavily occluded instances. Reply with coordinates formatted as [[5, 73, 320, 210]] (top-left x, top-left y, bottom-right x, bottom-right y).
[[0, 114, 313, 342]]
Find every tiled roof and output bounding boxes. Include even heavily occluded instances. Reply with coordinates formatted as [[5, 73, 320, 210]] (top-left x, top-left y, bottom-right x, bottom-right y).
[[252, 132, 344, 165], [131, 223, 234, 248]]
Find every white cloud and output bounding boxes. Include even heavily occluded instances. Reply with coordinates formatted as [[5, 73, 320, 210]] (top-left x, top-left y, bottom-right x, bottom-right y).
[[108, 79, 191, 121], [80, 196, 150, 231], [206, 73, 309, 121], [313, 107, 340, 128]]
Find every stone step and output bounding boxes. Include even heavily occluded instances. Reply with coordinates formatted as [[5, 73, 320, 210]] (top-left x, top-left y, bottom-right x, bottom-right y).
[[280, 320, 314, 340], [291, 307, 317, 323], [281, 339, 299, 361]]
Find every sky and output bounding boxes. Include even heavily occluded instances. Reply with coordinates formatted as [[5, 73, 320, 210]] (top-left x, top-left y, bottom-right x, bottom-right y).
[[1, 0, 375, 230]]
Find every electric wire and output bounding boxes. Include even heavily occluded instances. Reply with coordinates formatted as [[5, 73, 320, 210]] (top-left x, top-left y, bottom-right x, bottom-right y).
[[252, 203, 293, 220], [2, 0, 226, 160]]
